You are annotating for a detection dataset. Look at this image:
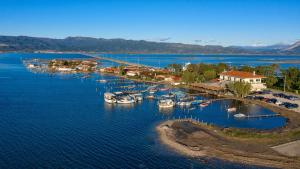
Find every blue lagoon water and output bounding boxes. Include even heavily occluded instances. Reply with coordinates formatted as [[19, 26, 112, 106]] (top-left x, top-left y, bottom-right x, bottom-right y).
[[0, 53, 286, 169], [103, 54, 300, 69]]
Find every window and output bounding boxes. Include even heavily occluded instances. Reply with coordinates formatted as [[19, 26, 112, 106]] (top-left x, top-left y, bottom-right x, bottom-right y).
[[256, 79, 260, 82], [250, 79, 254, 83]]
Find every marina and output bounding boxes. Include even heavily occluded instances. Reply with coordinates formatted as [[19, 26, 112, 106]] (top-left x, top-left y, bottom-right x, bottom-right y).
[[0, 53, 290, 169]]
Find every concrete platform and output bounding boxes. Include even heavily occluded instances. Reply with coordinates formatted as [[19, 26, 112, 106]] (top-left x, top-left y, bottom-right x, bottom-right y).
[[272, 140, 300, 157]]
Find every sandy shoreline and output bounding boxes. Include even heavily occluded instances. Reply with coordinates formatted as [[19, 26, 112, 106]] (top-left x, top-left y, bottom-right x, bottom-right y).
[[156, 120, 300, 169]]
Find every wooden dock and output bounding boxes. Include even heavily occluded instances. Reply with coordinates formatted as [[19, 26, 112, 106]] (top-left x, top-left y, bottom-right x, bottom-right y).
[[244, 114, 280, 118]]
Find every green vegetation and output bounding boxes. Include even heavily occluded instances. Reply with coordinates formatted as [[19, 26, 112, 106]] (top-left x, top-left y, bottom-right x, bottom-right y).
[[119, 65, 126, 75], [227, 82, 251, 98], [174, 63, 228, 84], [173, 62, 300, 94]]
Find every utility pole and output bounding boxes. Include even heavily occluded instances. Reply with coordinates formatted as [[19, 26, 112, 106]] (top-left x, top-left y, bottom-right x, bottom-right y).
[[284, 74, 286, 92]]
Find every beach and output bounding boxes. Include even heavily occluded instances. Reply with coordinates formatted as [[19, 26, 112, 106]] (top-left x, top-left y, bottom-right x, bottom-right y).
[[157, 120, 300, 169]]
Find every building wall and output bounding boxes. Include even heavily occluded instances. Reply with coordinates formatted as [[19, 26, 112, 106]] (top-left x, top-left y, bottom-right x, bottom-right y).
[[219, 75, 266, 91]]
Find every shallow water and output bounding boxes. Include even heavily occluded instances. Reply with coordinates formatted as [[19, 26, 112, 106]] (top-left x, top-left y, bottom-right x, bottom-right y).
[[0, 53, 283, 169]]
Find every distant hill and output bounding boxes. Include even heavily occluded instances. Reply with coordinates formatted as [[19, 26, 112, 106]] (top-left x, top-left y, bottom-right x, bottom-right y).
[[283, 41, 300, 53], [0, 35, 299, 55]]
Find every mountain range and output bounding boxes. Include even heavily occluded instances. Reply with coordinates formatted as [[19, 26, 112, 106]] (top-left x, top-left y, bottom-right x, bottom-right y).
[[0, 35, 299, 55]]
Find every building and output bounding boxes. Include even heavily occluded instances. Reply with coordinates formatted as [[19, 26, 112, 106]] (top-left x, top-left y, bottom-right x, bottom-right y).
[[219, 70, 266, 91]]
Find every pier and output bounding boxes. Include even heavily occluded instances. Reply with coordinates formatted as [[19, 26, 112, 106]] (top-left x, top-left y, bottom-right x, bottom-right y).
[[81, 53, 152, 68], [243, 114, 280, 118]]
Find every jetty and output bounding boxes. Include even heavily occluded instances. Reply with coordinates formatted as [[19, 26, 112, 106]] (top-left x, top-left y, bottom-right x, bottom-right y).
[[243, 114, 280, 118], [81, 53, 152, 68]]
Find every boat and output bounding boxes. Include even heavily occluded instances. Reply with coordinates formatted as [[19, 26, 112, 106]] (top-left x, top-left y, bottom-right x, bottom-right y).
[[116, 95, 135, 104], [97, 79, 107, 83], [104, 92, 116, 103], [146, 95, 155, 99], [200, 102, 209, 107], [177, 101, 192, 106], [160, 88, 170, 91], [161, 93, 175, 99], [227, 107, 237, 112], [130, 93, 143, 102], [158, 99, 175, 108], [234, 113, 246, 118], [149, 88, 158, 94]]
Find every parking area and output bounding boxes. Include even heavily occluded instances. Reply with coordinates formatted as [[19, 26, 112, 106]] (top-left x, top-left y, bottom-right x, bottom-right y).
[[246, 90, 300, 113]]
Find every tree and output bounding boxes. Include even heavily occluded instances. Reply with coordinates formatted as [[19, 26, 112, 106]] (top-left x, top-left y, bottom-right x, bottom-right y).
[[168, 63, 182, 74], [265, 76, 278, 88], [182, 71, 197, 84], [119, 65, 126, 76], [227, 82, 251, 98], [203, 70, 217, 81], [282, 67, 300, 91]]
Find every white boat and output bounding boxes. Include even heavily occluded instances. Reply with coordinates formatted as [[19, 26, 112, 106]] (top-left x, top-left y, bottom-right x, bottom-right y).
[[177, 101, 192, 106], [149, 88, 158, 94], [161, 93, 175, 99], [234, 113, 246, 118], [116, 96, 135, 104], [146, 95, 155, 99], [200, 102, 209, 107], [158, 99, 175, 108], [104, 92, 116, 103], [131, 93, 143, 102], [97, 79, 107, 83], [227, 107, 237, 112]]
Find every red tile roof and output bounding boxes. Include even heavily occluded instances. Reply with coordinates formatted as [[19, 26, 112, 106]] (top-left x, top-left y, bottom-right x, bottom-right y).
[[220, 70, 265, 79]]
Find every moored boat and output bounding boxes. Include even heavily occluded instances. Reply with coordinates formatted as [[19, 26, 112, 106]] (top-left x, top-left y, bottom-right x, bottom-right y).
[[146, 95, 155, 99], [130, 93, 143, 102], [227, 107, 237, 112], [158, 99, 175, 108], [200, 102, 209, 107], [116, 95, 135, 104], [104, 92, 116, 103], [234, 113, 246, 118]]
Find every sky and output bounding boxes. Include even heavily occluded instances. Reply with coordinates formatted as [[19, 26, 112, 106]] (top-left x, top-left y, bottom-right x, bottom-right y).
[[0, 0, 300, 46]]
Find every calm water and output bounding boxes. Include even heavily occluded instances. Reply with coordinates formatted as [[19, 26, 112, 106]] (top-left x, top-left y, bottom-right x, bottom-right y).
[[103, 54, 300, 69], [0, 53, 285, 169]]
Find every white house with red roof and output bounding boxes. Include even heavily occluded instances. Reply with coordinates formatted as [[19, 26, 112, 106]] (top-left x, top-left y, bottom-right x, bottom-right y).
[[219, 70, 267, 91]]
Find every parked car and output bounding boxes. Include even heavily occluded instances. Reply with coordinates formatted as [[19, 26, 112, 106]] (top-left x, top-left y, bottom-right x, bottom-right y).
[[266, 98, 277, 104], [253, 96, 265, 100], [273, 93, 287, 98], [285, 95, 300, 101], [279, 102, 299, 109], [245, 95, 254, 100]]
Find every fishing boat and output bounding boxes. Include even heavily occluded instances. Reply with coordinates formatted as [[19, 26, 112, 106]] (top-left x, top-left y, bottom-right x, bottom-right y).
[[176, 101, 192, 106], [97, 79, 107, 83], [104, 92, 116, 103], [116, 95, 135, 104], [147, 85, 158, 94], [158, 99, 175, 108], [200, 102, 209, 107], [149, 88, 158, 94], [227, 107, 237, 112], [234, 113, 246, 118], [146, 95, 155, 99], [160, 88, 170, 91], [161, 93, 175, 99], [130, 93, 143, 102]]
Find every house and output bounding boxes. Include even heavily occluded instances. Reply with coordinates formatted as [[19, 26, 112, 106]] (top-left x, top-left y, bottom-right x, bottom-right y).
[[126, 70, 140, 76], [219, 70, 266, 91]]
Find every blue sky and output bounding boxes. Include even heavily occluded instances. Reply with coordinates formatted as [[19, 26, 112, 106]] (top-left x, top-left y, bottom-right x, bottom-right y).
[[0, 0, 299, 46]]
